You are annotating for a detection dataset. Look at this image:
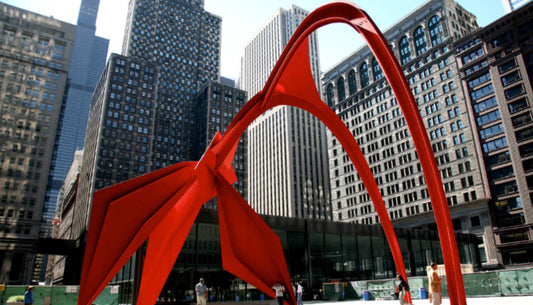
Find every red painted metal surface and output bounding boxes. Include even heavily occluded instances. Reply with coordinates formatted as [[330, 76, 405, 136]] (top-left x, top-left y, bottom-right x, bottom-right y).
[[78, 2, 466, 305]]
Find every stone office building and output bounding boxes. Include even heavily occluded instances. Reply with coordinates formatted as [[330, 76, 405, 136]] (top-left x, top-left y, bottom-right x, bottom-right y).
[[241, 5, 331, 221], [321, 0, 500, 266], [0, 3, 76, 284]]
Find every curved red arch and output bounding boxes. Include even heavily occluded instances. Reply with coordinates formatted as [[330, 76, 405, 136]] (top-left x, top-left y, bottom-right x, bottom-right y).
[[78, 2, 466, 305]]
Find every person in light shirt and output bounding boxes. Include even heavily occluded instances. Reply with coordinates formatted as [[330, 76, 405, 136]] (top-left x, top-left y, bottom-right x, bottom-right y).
[[272, 281, 286, 305], [195, 278, 208, 305], [427, 262, 442, 305], [296, 282, 304, 305]]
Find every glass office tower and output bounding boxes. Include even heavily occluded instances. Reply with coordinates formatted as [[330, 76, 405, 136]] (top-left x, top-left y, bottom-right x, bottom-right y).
[[38, 0, 108, 282]]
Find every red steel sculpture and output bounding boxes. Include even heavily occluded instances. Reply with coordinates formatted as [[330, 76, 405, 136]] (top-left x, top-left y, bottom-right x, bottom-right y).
[[77, 1, 467, 305]]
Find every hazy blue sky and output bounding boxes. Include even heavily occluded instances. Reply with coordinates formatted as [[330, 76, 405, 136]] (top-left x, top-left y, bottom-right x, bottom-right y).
[[4, 0, 507, 80]]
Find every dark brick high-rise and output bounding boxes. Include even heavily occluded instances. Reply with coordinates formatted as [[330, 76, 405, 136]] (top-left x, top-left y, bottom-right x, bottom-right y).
[[122, 0, 221, 167]]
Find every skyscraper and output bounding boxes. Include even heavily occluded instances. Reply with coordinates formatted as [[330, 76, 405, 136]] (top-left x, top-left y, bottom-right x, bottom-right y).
[[38, 0, 108, 282], [321, 0, 500, 267], [64, 0, 223, 300], [241, 5, 331, 220], [74, 54, 158, 246], [455, 1, 533, 265], [43, 0, 109, 237], [122, 0, 221, 167], [0, 3, 76, 284], [193, 80, 247, 206], [68, 53, 158, 302]]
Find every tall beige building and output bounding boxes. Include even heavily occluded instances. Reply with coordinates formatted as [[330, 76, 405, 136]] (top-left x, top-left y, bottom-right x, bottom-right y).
[[0, 3, 75, 284], [241, 5, 331, 220]]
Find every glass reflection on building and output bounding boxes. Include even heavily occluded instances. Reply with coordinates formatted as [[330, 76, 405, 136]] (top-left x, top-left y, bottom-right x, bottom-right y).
[[153, 209, 479, 302]]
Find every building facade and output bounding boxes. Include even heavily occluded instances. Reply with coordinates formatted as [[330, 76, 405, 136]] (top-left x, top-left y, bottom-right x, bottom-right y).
[[0, 3, 76, 284], [46, 149, 83, 284], [74, 53, 158, 244], [241, 5, 331, 220], [321, 0, 500, 265], [454, 2, 533, 265], [193, 81, 247, 205], [122, 0, 221, 167]]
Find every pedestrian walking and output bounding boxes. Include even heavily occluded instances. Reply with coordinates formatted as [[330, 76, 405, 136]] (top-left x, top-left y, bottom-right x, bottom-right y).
[[396, 275, 410, 305], [428, 262, 442, 305], [195, 278, 208, 305], [24, 286, 33, 305], [296, 282, 304, 305], [272, 281, 286, 305]]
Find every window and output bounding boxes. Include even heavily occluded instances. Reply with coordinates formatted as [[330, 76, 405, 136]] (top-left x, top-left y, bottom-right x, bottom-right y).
[[500, 230, 528, 243], [489, 166, 514, 181], [453, 133, 466, 145], [482, 137, 507, 153], [501, 71, 521, 86], [470, 84, 494, 101], [504, 85, 524, 100], [326, 84, 334, 107], [508, 98, 528, 114], [498, 59, 516, 73], [399, 36, 411, 65], [468, 72, 491, 88], [372, 58, 383, 80], [494, 197, 522, 211], [337, 77, 346, 101], [462, 48, 484, 64], [479, 123, 504, 139], [470, 216, 481, 227], [37, 38, 48, 55], [485, 151, 510, 167], [516, 127, 533, 141], [429, 15, 444, 46], [348, 70, 357, 95], [474, 96, 497, 113], [360, 62, 369, 88], [477, 110, 500, 126], [414, 26, 427, 56], [512, 112, 532, 127]]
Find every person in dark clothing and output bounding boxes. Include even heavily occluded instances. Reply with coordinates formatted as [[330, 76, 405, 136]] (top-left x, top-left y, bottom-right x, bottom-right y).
[[396, 275, 410, 305], [24, 286, 34, 305]]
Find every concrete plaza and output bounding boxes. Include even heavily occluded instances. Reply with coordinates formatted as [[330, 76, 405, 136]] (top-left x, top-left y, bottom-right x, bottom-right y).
[[309, 295, 533, 305]]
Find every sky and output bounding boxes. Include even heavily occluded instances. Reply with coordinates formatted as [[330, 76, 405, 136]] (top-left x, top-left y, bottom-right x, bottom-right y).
[[4, 0, 507, 80]]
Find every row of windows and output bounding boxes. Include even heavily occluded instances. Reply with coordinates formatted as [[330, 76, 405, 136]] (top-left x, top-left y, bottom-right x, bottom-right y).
[[326, 15, 445, 106], [1, 28, 66, 60], [1, 180, 39, 192], [0, 223, 32, 235], [339, 188, 480, 221]]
